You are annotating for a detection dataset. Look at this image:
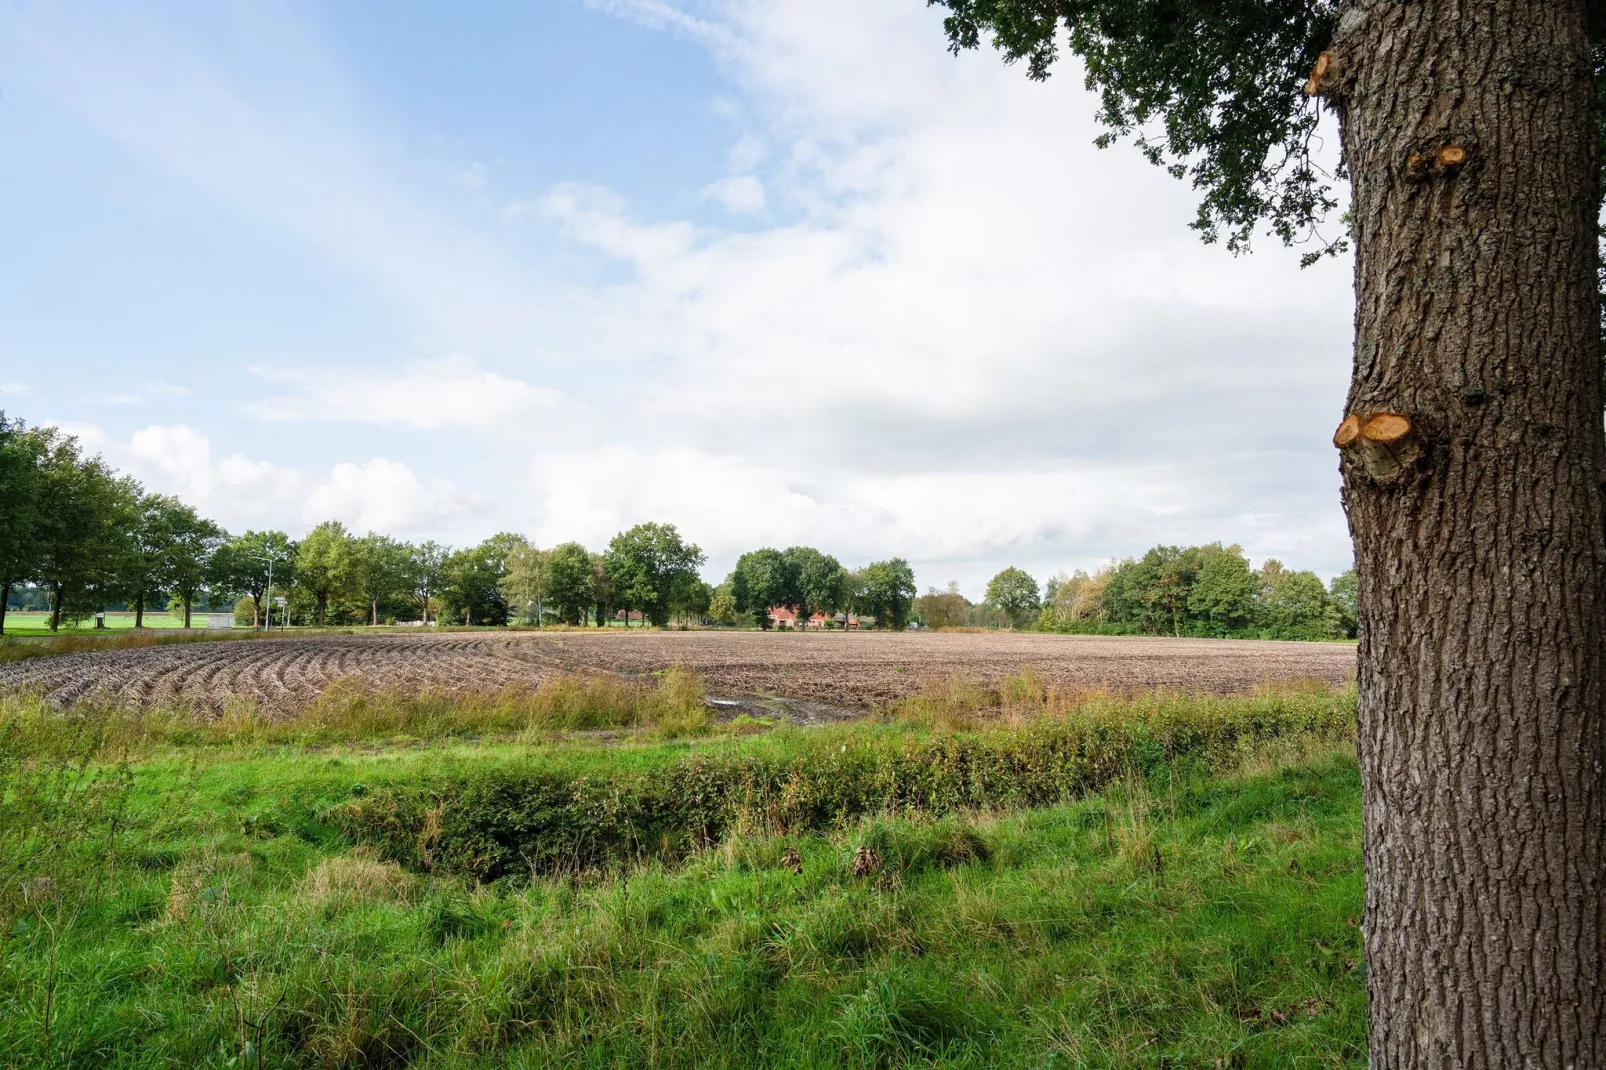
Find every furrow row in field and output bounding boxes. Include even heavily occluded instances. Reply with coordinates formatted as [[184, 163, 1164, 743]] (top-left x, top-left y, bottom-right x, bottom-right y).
[[0, 630, 1355, 717]]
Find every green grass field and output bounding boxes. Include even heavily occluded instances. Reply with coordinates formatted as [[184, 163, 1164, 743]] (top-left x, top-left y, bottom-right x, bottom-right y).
[[1, 610, 230, 635], [0, 679, 1365, 1068]]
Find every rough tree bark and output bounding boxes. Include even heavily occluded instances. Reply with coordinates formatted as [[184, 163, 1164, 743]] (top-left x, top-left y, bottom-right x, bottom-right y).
[[1320, 1, 1606, 1063]]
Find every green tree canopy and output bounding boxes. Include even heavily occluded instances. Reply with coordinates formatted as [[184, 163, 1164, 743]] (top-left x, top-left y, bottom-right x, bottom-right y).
[[500, 540, 547, 625], [731, 547, 796, 628], [543, 542, 595, 625], [930, 0, 1341, 261], [31, 429, 141, 631], [408, 540, 449, 625], [605, 523, 706, 628], [784, 546, 845, 621], [1328, 568, 1357, 639], [1187, 543, 1257, 634], [350, 534, 414, 626], [440, 534, 523, 626], [157, 499, 224, 629], [985, 566, 1041, 626], [212, 530, 295, 629], [855, 559, 917, 630], [1258, 560, 1339, 641], [296, 520, 354, 626], [0, 414, 44, 634], [915, 582, 971, 629]]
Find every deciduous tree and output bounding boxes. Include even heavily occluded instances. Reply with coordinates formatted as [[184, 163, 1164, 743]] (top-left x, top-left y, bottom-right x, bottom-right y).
[[0, 414, 43, 636], [540, 542, 595, 625], [409, 540, 448, 624], [604, 523, 706, 628], [855, 559, 917, 630], [784, 546, 845, 623], [350, 534, 412, 626], [929, 2, 1606, 1058], [159, 501, 224, 629], [732, 547, 795, 628], [31, 431, 139, 631], [296, 521, 353, 627], [500, 540, 548, 625], [213, 531, 294, 629], [915, 582, 970, 629], [985, 566, 1040, 627], [1188, 543, 1257, 634]]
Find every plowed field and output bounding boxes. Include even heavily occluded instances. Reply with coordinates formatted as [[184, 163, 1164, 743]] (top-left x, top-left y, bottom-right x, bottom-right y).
[[0, 630, 1355, 716]]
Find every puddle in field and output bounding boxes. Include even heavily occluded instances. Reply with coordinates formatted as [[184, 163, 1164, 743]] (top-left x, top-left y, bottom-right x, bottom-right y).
[[704, 693, 860, 726]]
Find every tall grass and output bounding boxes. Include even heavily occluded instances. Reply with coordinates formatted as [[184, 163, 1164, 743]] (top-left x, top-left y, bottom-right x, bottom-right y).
[[334, 681, 1355, 881], [0, 627, 272, 664], [879, 668, 1346, 730], [0, 668, 711, 754], [0, 749, 1367, 1067]]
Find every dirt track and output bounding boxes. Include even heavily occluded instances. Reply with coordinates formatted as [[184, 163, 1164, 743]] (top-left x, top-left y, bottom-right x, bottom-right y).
[[0, 630, 1356, 715]]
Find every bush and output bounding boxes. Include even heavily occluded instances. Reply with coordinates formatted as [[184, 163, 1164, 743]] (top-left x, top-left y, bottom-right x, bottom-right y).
[[332, 686, 1354, 881]]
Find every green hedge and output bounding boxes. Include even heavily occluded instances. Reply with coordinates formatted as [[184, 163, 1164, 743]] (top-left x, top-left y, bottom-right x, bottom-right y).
[[331, 691, 1354, 881]]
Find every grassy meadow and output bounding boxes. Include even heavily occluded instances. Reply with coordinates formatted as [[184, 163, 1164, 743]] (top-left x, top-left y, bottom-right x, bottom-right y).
[[0, 672, 1366, 1068], [0, 610, 227, 636]]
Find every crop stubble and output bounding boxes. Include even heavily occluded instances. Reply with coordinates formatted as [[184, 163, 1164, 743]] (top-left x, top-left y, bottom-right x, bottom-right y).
[[0, 631, 1356, 716]]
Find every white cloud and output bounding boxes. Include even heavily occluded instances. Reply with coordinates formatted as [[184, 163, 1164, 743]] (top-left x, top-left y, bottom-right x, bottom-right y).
[[59, 422, 472, 538], [303, 458, 475, 534], [518, 0, 1356, 584], [7, 1, 1359, 586], [251, 355, 577, 433], [143, 382, 193, 397], [0, 382, 31, 398], [702, 173, 765, 213]]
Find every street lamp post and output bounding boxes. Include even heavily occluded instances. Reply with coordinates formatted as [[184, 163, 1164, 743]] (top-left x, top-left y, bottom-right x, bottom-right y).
[[251, 550, 282, 632]]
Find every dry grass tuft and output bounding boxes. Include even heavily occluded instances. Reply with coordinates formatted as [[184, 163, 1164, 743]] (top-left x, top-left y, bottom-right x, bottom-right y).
[[297, 850, 413, 913]]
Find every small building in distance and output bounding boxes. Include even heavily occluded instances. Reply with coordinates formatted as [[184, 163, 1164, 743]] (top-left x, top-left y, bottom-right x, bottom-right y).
[[767, 607, 859, 629]]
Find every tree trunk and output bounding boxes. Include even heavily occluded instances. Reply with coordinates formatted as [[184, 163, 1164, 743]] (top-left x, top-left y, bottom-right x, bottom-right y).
[[49, 582, 62, 632], [317, 590, 327, 627], [1327, 3, 1605, 1063], [134, 590, 145, 629], [0, 582, 9, 635], [183, 594, 192, 629], [371, 599, 378, 627]]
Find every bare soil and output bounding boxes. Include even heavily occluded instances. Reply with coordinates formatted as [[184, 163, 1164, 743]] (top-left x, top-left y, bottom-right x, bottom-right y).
[[0, 630, 1356, 716]]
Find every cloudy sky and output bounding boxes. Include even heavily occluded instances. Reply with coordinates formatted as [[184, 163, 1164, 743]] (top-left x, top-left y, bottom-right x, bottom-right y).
[[0, 0, 1356, 596]]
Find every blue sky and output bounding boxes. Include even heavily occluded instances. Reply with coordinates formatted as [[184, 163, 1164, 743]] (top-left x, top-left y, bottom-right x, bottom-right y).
[[1, 0, 1356, 595]]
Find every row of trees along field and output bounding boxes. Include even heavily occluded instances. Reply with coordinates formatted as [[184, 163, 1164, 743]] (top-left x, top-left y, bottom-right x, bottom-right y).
[[715, 547, 917, 629], [3, 415, 1350, 638], [0, 414, 714, 632], [922, 544, 1356, 640], [229, 521, 708, 630]]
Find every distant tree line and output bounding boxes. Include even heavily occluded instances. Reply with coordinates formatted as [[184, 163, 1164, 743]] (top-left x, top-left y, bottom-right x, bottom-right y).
[[1, 413, 1352, 641], [0, 413, 711, 633], [917, 544, 1355, 641]]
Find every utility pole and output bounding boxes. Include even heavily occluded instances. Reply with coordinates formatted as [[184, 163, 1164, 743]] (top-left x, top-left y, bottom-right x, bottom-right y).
[[251, 549, 281, 632]]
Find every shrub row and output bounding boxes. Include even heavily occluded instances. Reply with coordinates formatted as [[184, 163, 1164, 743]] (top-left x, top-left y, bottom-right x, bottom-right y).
[[332, 688, 1355, 881]]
